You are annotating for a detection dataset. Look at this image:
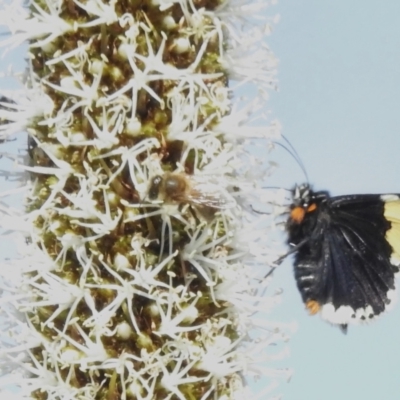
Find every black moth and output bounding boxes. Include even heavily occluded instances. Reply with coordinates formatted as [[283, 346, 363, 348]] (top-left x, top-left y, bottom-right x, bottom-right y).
[[287, 184, 400, 332]]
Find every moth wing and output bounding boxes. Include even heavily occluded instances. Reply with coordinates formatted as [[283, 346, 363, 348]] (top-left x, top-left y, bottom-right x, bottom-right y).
[[295, 194, 399, 327]]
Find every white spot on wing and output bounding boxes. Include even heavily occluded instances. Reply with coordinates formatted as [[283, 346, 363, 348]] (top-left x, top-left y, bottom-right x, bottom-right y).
[[386, 289, 398, 312], [390, 255, 400, 267], [320, 304, 355, 325], [319, 291, 397, 326], [381, 194, 400, 202], [354, 305, 374, 320]]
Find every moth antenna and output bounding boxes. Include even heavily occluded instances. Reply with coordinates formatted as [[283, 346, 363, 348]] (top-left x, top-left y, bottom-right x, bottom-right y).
[[273, 134, 309, 184], [260, 186, 292, 192]]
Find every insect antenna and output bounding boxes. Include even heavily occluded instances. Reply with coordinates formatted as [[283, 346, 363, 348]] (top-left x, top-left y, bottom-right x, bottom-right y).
[[273, 135, 309, 184], [257, 135, 309, 210], [259, 186, 292, 191], [255, 136, 310, 275]]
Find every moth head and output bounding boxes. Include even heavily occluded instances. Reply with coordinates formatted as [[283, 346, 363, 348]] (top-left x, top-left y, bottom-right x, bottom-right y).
[[292, 183, 312, 208]]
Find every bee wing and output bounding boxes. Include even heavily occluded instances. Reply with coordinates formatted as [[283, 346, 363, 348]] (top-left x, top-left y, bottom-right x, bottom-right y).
[[186, 179, 236, 209]]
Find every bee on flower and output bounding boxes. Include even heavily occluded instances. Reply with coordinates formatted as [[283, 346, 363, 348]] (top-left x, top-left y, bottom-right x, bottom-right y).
[[147, 172, 236, 212]]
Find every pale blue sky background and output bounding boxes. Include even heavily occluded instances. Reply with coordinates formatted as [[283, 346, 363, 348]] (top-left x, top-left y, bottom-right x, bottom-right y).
[[265, 1, 400, 400]]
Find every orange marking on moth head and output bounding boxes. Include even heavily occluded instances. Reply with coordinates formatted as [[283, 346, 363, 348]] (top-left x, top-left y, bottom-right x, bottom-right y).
[[306, 300, 320, 315], [307, 203, 317, 213], [290, 206, 306, 223]]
